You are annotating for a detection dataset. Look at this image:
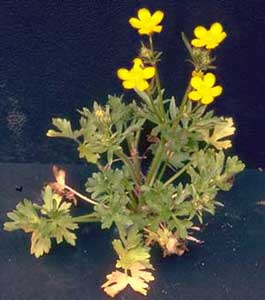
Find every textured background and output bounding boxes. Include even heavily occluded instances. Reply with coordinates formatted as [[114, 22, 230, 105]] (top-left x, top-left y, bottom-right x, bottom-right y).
[[1, 0, 264, 166], [1, 164, 265, 300]]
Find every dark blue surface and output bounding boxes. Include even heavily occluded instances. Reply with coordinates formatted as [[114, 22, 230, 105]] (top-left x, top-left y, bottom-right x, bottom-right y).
[[1, 164, 265, 300], [1, 0, 265, 166]]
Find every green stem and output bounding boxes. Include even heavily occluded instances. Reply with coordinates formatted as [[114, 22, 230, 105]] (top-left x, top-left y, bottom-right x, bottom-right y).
[[145, 141, 164, 185], [147, 91, 163, 122], [72, 214, 100, 223], [131, 134, 142, 182], [191, 102, 203, 114], [164, 161, 192, 187], [115, 149, 140, 184], [134, 88, 163, 123], [172, 83, 191, 131], [165, 144, 209, 187], [149, 35, 166, 120], [157, 161, 167, 182]]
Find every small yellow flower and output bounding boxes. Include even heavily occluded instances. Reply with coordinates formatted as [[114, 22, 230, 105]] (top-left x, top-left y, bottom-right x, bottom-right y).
[[189, 72, 223, 104], [191, 23, 227, 49], [117, 58, 155, 91], [129, 8, 164, 35]]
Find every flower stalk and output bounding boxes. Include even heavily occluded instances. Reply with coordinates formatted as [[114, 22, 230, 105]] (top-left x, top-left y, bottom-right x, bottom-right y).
[[149, 35, 166, 120]]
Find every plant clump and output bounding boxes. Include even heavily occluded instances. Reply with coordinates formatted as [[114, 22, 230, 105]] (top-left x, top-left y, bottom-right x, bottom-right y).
[[4, 7, 245, 298]]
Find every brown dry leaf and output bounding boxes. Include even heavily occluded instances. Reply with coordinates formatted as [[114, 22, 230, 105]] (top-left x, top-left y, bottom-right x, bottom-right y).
[[102, 262, 154, 297], [52, 165, 66, 191], [64, 190, 77, 206], [200, 117, 235, 150], [49, 166, 78, 206], [144, 225, 188, 257]]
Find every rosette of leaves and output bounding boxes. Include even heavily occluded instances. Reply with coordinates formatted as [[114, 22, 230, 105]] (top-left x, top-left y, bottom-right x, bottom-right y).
[[4, 186, 78, 258]]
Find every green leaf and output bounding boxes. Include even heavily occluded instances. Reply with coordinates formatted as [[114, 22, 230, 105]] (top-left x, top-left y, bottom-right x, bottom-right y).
[[113, 239, 125, 257], [181, 32, 193, 56], [52, 214, 78, 245], [42, 186, 61, 212], [4, 187, 79, 258], [30, 229, 51, 258], [169, 97, 178, 120], [78, 144, 99, 163], [171, 217, 193, 239], [47, 118, 81, 139], [113, 230, 151, 270], [216, 156, 245, 191], [4, 199, 40, 232]]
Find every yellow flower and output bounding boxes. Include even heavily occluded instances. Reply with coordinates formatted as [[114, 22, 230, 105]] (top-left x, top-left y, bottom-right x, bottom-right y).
[[189, 72, 223, 104], [129, 8, 164, 35], [117, 58, 155, 91], [191, 23, 227, 49]]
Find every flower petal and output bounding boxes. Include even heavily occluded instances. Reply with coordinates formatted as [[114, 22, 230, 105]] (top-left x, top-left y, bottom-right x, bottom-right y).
[[138, 8, 151, 21], [191, 38, 206, 47], [201, 94, 214, 104], [117, 68, 130, 80], [153, 25, 163, 33], [204, 73, 216, 88], [123, 80, 135, 89], [206, 42, 219, 49], [211, 85, 223, 97], [151, 10, 164, 25], [190, 76, 203, 89], [136, 80, 149, 91], [217, 31, 227, 43], [129, 17, 143, 29], [189, 91, 201, 101], [138, 28, 150, 35], [194, 26, 207, 38], [143, 67, 155, 79], [210, 22, 223, 35]]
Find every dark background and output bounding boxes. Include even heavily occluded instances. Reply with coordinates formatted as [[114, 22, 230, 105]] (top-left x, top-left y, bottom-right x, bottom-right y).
[[1, 165, 265, 300], [1, 0, 264, 167]]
